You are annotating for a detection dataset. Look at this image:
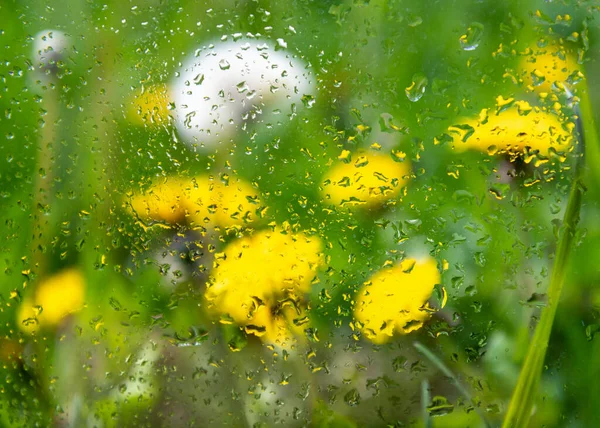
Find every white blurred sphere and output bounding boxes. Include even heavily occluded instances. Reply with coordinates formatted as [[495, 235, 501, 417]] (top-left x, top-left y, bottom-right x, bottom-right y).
[[32, 29, 69, 70], [171, 37, 314, 150]]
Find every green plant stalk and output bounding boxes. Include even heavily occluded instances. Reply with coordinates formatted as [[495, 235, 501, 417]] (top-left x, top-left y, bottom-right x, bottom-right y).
[[421, 379, 432, 428], [502, 178, 583, 427], [578, 84, 600, 189], [502, 87, 591, 427], [30, 86, 58, 278]]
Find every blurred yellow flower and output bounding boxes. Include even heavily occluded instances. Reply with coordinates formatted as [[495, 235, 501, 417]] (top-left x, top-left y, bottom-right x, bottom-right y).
[[17, 268, 85, 333], [130, 178, 189, 224], [206, 229, 323, 346], [245, 304, 307, 348], [187, 177, 262, 228], [129, 176, 262, 229], [321, 152, 410, 209], [127, 83, 169, 126], [449, 105, 573, 157], [354, 257, 440, 344], [520, 42, 582, 93]]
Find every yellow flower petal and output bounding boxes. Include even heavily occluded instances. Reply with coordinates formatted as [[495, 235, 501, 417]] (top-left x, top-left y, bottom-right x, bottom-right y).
[[206, 229, 322, 344], [186, 177, 262, 228], [520, 43, 582, 93], [127, 84, 169, 127], [450, 105, 573, 157], [354, 257, 440, 344], [322, 153, 410, 209], [129, 176, 262, 229], [17, 268, 85, 332], [130, 178, 189, 224]]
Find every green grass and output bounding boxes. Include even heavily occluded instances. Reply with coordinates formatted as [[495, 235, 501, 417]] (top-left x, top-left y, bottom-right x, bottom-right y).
[[502, 83, 592, 427]]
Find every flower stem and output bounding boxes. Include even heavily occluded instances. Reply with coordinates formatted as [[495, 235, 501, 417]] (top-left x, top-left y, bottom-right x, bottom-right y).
[[29, 85, 59, 278], [421, 379, 432, 428], [502, 85, 591, 427], [579, 83, 600, 189]]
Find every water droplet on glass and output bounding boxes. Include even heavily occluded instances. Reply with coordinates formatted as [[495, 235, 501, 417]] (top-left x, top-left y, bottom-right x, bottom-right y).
[[530, 69, 546, 87], [405, 73, 428, 102], [344, 388, 361, 407], [427, 396, 454, 416], [487, 145, 499, 156], [459, 22, 484, 51], [392, 356, 407, 372], [488, 183, 510, 200], [521, 292, 548, 308], [407, 14, 423, 27], [193, 73, 205, 85], [218, 59, 231, 70], [275, 38, 287, 50], [567, 70, 584, 86], [301, 94, 315, 108]]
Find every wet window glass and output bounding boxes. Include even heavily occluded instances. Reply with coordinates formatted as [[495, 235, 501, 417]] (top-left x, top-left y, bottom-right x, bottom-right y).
[[1, 0, 599, 426]]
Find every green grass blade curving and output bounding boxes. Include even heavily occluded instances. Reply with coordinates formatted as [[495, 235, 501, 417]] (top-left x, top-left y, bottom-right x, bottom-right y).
[[502, 83, 593, 427]]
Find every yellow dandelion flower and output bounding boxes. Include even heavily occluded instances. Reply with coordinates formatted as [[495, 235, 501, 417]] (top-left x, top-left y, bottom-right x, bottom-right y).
[[245, 304, 306, 348], [129, 176, 262, 229], [187, 177, 262, 228], [130, 178, 189, 224], [127, 83, 169, 126], [206, 229, 323, 345], [17, 268, 85, 333], [321, 152, 410, 209], [354, 257, 440, 344], [520, 42, 582, 93], [449, 105, 573, 157]]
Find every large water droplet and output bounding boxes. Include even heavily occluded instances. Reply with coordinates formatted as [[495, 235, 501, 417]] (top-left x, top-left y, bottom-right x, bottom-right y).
[[405, 73, 428, 102], [344, 388, 361, 407], [530, 69, 546, 87], [521, 292, 548, 308], [301, 94, 316, 108], [218, 59, 231, 70], [459, 22, 484, 51], [427, 396, 455, 416], [193, 73, 205, 85]]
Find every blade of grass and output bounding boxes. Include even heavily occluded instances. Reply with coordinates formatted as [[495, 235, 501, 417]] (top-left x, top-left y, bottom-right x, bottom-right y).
[[414, 341, 491, 427], [579, 83, 600, 189], [421, 379, 432, 428], [502, 84, 591, 427]]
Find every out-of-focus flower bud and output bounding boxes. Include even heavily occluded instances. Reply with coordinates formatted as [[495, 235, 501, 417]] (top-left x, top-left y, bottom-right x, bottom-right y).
[[171, 37, 313, 150], [32, 29, 69, 74]]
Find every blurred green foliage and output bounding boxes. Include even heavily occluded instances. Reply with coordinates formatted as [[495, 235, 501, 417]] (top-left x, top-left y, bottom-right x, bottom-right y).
[[1, 0, 600, 426]]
